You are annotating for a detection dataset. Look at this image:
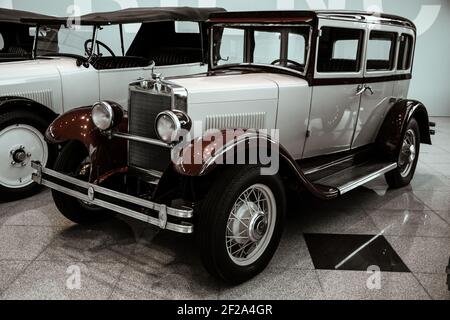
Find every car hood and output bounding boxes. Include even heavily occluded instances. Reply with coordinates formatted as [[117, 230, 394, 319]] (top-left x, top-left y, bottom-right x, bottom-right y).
[[0, 58, 63, 86], [170, 72, 280, 104]]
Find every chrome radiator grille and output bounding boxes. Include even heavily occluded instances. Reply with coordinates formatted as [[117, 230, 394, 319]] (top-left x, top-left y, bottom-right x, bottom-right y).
[[128, 89, 172, 172]]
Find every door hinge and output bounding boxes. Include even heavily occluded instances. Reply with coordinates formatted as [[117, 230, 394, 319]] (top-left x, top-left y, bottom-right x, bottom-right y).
[[306, 130, 311, 138]]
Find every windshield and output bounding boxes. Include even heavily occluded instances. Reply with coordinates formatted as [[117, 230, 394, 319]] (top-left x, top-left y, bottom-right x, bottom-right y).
[[35, 23, 141, 58], [211, 25, 311, 74]]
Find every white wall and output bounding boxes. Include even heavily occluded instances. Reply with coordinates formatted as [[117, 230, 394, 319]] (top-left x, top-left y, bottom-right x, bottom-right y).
[[2, 0, 449, 116]]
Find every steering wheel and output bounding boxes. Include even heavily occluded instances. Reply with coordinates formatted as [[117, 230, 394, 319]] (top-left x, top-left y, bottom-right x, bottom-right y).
[[84, 39, 116, 58], [271, 58, 303, 68]]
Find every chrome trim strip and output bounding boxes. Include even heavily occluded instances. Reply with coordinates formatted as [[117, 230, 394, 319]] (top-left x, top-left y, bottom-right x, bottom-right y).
[[338, 163, 397, 195], [303, 154, 354, 176], [31, 162, 193, 232], [112, 132, 173, 149]]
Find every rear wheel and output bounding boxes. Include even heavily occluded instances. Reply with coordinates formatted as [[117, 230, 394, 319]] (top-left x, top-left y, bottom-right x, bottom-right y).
[[385, 118, 420, 188], [0, 110, 56, 201], [197, 165, 286, 284], [52, 141, 112, 225]]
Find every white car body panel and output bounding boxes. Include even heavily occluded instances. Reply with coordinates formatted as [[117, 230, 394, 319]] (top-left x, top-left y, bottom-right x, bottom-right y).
[[0, 59, 64, 113], [0, 58, 208, 113], [173, 74, 279, 143], [172, 73, 312, 158], [304, 84, 362, 158]]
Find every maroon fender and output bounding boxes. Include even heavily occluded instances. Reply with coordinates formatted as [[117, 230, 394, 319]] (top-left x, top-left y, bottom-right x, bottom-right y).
[[172, 129, 339, 200], [376, 99, 431, 162], [46, 105, 128, 183]]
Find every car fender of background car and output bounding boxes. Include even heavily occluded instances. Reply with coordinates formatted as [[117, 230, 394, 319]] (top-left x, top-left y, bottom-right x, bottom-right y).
[[0, 6, 225, 200], [32, 10, 435, 284]]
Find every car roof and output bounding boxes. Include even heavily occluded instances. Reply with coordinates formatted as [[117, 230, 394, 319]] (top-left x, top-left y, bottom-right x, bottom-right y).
[[0, 8, 55, 24], [208, 10, 415, 30], [22, 7, 226, 26]]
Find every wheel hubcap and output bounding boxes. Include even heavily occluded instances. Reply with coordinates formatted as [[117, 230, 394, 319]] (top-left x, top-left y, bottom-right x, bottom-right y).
[[226, 184, 276, 266], [0, 124, 48, 189], [399, 129, 417, 178]]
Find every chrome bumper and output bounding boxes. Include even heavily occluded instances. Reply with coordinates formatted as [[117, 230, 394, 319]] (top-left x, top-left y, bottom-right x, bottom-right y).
[[31, 161, 193, 234]]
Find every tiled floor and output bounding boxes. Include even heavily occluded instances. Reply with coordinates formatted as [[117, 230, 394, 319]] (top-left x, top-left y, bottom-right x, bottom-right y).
[[0, 118, 449, 300]]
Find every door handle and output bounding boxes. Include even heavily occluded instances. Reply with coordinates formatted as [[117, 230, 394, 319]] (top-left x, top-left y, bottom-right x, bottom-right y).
[[365, 85, 374, 95], [355, 85, 374, 96], [356, 85, 366, 96]]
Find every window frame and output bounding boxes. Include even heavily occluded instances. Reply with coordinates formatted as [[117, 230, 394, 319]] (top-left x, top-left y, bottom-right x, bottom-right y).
[[209, 23, 313, 76], [397, 33, 414, 72], [365, 30, 398, 73], [314, 19, 367, 80]]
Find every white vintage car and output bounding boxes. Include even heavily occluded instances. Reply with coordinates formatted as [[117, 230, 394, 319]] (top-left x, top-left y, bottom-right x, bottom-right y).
[[0, 7, 224, 199], [33, 10, 434, 283]]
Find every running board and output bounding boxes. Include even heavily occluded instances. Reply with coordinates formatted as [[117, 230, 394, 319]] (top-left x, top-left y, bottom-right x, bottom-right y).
[[313, 162, 397, 195]]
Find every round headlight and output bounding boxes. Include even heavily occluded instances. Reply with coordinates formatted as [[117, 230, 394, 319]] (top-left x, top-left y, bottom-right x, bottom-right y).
[[155, 111, 181, 143], [92, 101, 114, 131]]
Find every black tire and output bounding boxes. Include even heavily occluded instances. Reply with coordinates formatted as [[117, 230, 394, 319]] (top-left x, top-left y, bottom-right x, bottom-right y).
[[52, 141, 112, 225], [385, 119, 420, 189], [0, 109, 56, 201], [197, 165, 286, 284]]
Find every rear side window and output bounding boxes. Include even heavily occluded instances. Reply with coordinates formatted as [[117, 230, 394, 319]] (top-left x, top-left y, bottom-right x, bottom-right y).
[[398, 34, 414, 70], [317, 27, 364, 73], [0, 32, 4, 50], [366, 31, 397, 71]]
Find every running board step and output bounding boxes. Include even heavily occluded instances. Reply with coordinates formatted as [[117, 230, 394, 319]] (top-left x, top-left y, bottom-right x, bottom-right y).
[[313, 161, 397, 195]]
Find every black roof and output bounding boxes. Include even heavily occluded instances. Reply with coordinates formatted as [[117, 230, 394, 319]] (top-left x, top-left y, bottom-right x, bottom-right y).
[[0, 8, 55, 24], [22, 7, 226, 26], [209, 10, 415, 29]]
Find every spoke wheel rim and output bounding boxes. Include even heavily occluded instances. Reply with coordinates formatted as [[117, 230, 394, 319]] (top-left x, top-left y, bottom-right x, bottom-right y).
[[0, 124, 48, 189], [399, 129, 417, 178], [226, 184, 276, 267]]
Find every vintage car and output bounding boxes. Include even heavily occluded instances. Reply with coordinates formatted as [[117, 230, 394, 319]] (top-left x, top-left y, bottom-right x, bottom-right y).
[[32, 10, 435, 283], [0, 6, 225, 199], [0, 8, 55, 63]]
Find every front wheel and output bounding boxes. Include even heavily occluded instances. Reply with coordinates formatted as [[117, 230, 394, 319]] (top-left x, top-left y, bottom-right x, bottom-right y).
[[52, 141, 112, 225], [197, 165, 286, 284], [385, 118, 421, 188], [0, 110, 56, 201]]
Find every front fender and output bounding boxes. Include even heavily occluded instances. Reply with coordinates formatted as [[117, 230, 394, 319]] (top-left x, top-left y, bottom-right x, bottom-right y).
[[376, 99, 431, 162], [172, 130, 339, 200], [46, 106, 128, 183]]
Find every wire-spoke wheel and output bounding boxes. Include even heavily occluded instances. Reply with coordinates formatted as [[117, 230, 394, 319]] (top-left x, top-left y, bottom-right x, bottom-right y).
[[385, 118, 420, 189], [398, 129, 417, 178], [197, 165, 285, 284], [226, 184, 276, 267]]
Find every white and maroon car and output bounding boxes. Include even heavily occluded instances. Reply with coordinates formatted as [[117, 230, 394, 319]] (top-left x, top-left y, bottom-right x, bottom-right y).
[[32, 10, 434, 284]]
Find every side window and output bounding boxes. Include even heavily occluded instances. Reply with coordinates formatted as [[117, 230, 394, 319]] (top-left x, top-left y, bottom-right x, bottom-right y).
[[398, 34, 413, 70], [317, 27, 364, 73], [0, 32, 4, 51], [253, 31, 281, 64], [366, 31, 397, 71], [218, 28, 245, 66], [287, 32, 306, 66], [175, 21, 199, 34]]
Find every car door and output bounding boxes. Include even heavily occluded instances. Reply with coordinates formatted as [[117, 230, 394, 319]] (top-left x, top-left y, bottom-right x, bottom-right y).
[[352, 25, 399, 149], [302, 19, 366, 158]]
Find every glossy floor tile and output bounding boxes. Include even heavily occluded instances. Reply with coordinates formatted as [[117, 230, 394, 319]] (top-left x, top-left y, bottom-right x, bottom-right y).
[[0, 117, 449, 300], [304, 233, 410, 272]]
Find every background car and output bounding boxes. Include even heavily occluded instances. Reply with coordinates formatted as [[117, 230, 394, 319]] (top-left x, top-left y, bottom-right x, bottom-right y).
[[32, 10, 433, 284], [0, 8, 55, 62], [0, 6, 225, 200]]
